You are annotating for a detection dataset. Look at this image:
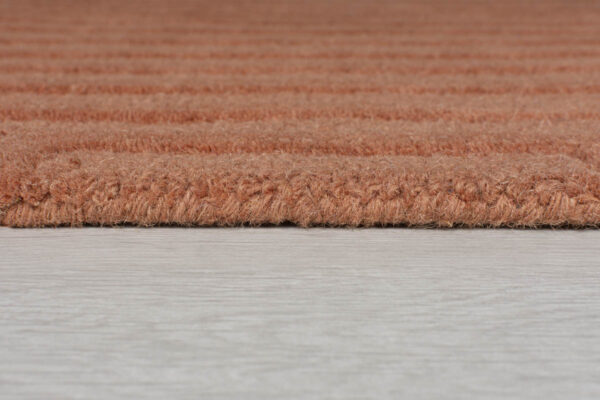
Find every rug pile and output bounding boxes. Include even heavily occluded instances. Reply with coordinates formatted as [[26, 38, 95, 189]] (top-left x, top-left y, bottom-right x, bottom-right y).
[[1, 0, 599, 227]]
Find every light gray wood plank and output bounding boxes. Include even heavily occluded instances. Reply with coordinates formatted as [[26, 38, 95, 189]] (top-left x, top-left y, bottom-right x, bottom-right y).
[[1, 228, 600, 399]]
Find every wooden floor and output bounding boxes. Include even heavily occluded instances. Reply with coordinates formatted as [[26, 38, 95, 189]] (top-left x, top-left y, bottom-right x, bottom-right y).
[[1, 228, 600, 399]]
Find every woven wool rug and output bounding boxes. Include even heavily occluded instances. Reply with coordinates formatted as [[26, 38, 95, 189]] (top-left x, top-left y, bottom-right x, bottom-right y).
[[1, 0, 600, 227]]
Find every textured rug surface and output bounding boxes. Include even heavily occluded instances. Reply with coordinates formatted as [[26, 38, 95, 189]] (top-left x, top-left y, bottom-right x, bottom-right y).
[[1, 0, 600, 227]]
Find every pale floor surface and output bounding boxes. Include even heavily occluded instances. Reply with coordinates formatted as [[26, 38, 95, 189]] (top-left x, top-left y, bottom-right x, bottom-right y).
[[1, 228, 600, 399]]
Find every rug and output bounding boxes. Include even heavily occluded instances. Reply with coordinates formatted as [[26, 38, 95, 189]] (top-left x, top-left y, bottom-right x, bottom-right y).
[[1, 0, 600, 227]]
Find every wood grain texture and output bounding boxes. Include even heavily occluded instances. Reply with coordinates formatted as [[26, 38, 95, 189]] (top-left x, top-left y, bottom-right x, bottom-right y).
[[1, 228, 600, 399]]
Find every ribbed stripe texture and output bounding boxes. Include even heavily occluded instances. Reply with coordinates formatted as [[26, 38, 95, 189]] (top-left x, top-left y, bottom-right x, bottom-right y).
[[1, 0, 600, 227]]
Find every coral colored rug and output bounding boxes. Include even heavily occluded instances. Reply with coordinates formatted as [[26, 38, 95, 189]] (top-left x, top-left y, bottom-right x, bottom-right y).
[[1, 0, 600, 227]]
